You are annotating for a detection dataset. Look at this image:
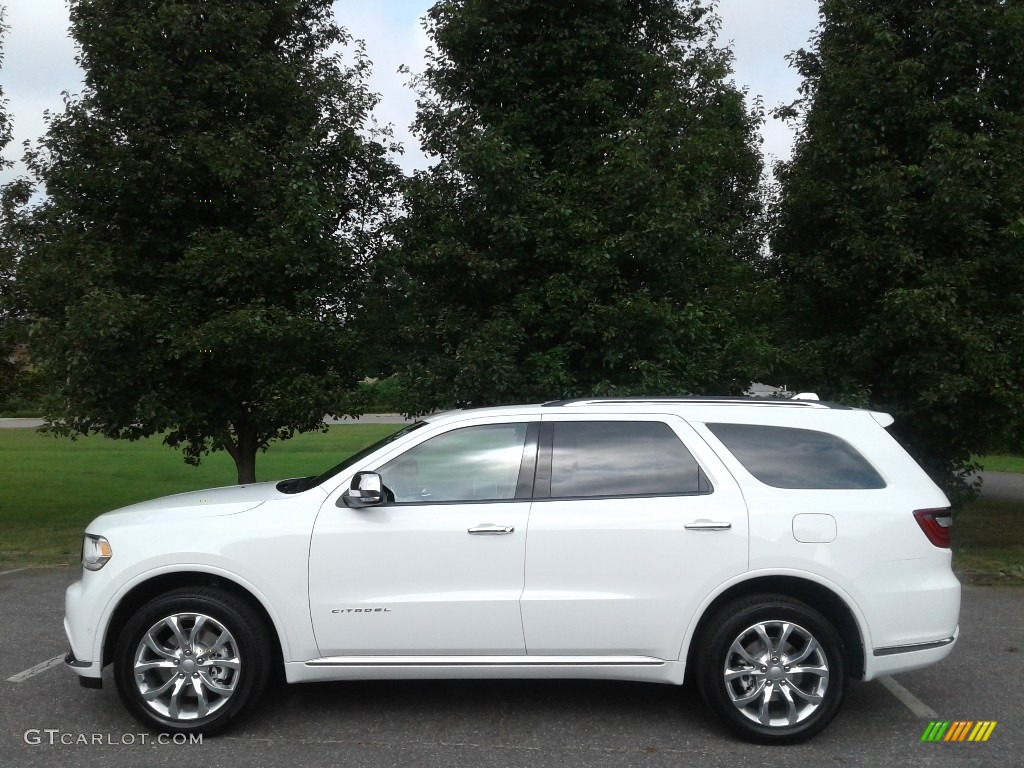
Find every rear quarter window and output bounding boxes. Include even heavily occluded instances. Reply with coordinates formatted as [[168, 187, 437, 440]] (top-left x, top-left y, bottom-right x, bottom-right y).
[[706, 423, 886, 490]]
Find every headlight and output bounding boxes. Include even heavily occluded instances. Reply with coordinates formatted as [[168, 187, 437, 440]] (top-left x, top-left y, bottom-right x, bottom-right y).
[[82, 534, 112, 571]]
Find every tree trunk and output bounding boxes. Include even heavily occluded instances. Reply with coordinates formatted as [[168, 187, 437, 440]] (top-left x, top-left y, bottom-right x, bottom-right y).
[[233, 445, 257, 485], [226, 422, 259, 485]]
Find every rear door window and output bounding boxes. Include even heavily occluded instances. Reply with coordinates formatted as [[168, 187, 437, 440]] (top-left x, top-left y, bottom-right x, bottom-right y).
[[545, 420, 710, 498], [706, 423, 886, 489]]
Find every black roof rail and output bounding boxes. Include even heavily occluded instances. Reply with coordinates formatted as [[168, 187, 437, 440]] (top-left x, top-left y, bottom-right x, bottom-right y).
[[541, 396, 849, 409]]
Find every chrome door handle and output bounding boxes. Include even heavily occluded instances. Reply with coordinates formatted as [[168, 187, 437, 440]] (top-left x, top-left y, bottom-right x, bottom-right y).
[[684, 520, 732, 531], [468, 524, 515, 535]]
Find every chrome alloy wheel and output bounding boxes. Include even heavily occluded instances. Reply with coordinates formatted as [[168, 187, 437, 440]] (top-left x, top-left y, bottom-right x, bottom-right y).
[[723, 620, 829, 727], [132, 612, 241, 721]]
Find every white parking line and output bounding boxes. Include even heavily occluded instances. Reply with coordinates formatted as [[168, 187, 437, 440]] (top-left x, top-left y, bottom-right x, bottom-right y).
[[878, 675, 937, 718], [6, 655, 65, 683], [0, 568, 28, 577]]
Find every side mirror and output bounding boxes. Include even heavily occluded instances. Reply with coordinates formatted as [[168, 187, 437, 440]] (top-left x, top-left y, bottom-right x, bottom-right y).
[[340, 471, 384, 509]]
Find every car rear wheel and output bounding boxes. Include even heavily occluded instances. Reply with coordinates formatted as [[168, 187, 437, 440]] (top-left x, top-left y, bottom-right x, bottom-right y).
[[114, 587, 272, 735], [696, 594, 846, 744]]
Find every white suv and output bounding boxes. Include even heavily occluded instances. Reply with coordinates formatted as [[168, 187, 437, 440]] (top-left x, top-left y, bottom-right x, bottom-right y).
[[64, 396, 960, 743]]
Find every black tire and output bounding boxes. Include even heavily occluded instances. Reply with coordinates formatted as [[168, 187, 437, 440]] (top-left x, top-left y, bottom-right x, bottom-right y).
[[114, 587, 273, 735], [696, 594, 846, 744]]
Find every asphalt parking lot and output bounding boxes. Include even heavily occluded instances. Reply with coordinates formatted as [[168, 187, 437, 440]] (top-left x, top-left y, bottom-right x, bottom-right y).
[[1, 567, 1020, 768]]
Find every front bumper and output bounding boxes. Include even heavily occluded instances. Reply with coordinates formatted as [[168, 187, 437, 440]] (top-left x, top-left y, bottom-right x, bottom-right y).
[[64, 578, 104, 684], [64, 648, 102, 688]]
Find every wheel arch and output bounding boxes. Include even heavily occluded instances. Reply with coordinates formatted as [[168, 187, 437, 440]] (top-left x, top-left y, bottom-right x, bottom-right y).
[[102, 571, 284, 674], [684, 575, 866, 680]]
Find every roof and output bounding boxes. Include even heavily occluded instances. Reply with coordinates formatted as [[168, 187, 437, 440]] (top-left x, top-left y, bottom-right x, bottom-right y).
[[417, 395, 893, 430]]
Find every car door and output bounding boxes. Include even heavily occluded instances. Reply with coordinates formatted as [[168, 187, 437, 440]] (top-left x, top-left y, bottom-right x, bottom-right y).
[[520, 414, 748, 660], [308, 421, 538, 657]]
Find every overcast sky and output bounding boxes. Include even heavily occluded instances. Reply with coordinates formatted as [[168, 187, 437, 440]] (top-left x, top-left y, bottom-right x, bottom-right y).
[[0, 0, 820, 183]]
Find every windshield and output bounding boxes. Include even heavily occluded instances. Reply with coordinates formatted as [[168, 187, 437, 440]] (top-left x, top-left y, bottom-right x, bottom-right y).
[[280, 421, 428, 494]]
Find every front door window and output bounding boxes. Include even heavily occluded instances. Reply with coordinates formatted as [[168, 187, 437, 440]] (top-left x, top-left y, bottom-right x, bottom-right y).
[[377, 423, 530, 503]]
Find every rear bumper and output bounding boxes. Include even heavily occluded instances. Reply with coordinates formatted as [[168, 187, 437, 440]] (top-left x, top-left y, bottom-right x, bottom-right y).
[[852, 555, 961, 679], [873, 634, 957, 657], [863, 624, 959, 680]]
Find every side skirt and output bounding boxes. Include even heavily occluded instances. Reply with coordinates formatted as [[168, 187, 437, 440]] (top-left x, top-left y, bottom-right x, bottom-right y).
[[285, 656, 685, 685]]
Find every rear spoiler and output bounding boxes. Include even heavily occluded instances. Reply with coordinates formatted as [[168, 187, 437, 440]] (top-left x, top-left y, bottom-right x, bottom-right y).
[[870, 411, 895, 428]]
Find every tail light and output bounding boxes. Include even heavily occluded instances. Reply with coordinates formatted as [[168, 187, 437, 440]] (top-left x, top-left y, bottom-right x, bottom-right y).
[[914, 508, 952, 548]]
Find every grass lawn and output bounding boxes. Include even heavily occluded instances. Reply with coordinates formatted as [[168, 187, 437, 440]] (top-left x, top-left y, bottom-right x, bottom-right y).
[[975, 454, 1024, 473], [952, 498, 1024, 582], [0, 424, 400, 568]]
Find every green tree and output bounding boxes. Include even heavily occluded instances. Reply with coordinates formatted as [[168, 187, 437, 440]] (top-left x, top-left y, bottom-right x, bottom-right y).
[[771, 0, 1024, 499], [13, 0, 399, 482], [0, 4, 23, 410], [0, 6, 10, 177], [387, 0, 767, 412]]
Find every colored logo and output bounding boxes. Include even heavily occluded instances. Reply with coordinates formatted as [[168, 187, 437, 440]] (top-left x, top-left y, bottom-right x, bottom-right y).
[[921, 721, 997, 742]]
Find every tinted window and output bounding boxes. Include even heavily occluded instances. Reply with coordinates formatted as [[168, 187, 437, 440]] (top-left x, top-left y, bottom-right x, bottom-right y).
[[707, 423, 886, 489], [549, 421, 708, 498], [377, 423, 529, 503]]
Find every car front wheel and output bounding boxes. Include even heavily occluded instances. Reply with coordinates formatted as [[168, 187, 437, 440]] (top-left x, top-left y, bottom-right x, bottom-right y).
[[114, 587, 273, 735], [696, 594, 846, 744]]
